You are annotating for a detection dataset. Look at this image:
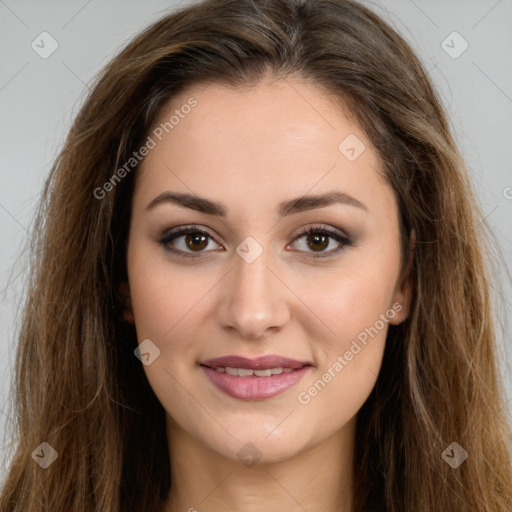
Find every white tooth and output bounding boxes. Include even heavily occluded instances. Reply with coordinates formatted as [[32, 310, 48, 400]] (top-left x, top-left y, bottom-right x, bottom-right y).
[[222, 367, 287, 377], [254, 369, 272, 377]]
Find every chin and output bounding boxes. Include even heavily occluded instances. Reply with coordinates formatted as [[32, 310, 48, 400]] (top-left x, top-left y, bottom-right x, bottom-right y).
[[209, 424, 313, 467]]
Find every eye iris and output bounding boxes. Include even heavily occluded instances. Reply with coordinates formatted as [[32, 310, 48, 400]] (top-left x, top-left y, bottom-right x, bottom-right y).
[[185, 233, 208, 251], [307, 233, 328, 252]]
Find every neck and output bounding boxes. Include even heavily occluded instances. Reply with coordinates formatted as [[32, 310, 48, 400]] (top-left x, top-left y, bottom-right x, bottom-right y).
[[164, 415, 356, 512]]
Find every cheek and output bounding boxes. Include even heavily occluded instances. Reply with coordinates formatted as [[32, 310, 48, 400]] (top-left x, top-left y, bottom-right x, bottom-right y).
[[293, 276, 390, 437], [294, 253, 400, 353], [313, 275, 388, 334], [300, 273, 390, 374], [127, 245, 205, 342], [290, 252, 399, 410], [127, 252, 207, 417]]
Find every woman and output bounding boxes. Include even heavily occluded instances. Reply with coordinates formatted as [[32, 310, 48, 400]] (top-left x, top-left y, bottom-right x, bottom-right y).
[[1, 0, 511, 510]]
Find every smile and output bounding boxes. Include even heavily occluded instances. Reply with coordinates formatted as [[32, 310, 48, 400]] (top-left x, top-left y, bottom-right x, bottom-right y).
[[201, 365, 311, 401]]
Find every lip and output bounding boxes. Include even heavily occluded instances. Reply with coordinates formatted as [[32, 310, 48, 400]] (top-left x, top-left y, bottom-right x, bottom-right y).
[[200, 354, 313, 401], [201, 354, 312, 370]]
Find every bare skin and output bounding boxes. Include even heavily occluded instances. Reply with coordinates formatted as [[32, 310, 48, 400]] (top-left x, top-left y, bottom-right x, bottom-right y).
[[124, 76, 413, 512]]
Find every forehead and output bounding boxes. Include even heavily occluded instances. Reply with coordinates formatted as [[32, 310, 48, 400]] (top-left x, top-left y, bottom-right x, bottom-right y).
[[134, 78, 394, 219]]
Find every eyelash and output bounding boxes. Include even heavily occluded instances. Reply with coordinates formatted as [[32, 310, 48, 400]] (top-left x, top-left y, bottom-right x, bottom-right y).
[[158, 224, 352, 260]]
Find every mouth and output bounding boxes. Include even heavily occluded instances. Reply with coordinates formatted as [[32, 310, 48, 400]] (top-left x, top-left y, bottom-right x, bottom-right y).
[[200, 354, 313, 401], [203, 366, 299, 376]]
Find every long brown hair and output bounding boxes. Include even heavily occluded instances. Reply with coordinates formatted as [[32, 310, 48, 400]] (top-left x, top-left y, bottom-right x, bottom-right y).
[[1, 0, 511, 510]]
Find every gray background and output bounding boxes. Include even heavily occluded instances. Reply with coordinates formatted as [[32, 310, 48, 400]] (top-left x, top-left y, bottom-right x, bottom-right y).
[[1, 0, 511, 476]]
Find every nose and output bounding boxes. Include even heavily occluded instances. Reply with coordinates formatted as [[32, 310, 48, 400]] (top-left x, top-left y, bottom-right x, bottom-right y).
[[216, 243, 290, 341]]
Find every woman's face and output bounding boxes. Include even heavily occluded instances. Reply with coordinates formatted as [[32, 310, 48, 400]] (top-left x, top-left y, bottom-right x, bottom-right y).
[[126, 78, 411, 465]]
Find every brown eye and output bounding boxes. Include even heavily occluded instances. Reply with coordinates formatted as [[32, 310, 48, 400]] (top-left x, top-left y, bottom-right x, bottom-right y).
[[159, 226, 221, 257], [292, 225, 352, 259]]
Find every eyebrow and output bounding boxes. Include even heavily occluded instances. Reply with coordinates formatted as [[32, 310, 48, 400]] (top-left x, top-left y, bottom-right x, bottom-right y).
[[145, 190, 367, 216]]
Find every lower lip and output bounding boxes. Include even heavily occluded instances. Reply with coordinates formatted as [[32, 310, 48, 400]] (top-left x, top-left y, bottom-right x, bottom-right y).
[[201, 365, 311, 401]]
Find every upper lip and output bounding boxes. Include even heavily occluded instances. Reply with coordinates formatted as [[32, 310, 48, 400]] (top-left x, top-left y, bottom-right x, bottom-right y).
[[201, 355, 313, 370]]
